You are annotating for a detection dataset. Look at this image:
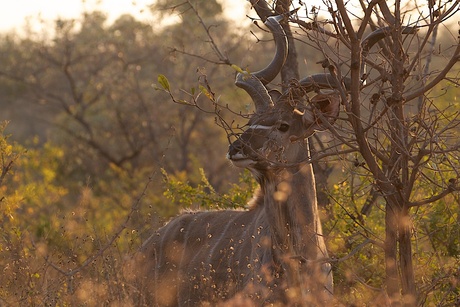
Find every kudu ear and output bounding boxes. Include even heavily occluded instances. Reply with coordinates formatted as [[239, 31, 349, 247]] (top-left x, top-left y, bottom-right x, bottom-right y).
[[302, 91, 341, 131]]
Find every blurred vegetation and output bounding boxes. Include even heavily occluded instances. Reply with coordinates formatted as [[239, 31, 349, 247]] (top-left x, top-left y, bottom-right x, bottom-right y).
[[0, 0, 458, 305], [0, 2, 251, 304], [324, 166, 459, 304]]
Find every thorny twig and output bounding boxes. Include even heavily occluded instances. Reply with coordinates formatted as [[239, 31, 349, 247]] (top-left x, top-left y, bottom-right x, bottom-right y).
[[186, 0, 231, 65]]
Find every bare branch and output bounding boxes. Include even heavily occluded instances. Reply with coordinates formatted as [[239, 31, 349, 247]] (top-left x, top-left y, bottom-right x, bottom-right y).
[[249, 0, 274, 21], [186, 0, 231, 65], [335, 0, 358, 42], [405, 42, 460, 101], [409, 181, 459, 207]]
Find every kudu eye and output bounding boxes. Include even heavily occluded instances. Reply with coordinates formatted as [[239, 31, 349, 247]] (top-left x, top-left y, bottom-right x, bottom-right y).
[[278, 123, 290, 132]]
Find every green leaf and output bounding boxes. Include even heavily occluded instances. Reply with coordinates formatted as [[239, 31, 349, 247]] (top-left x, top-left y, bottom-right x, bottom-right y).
[[231, 64, 246, 74], [157, 74, 170, 91], [199, 85, 213, 100]]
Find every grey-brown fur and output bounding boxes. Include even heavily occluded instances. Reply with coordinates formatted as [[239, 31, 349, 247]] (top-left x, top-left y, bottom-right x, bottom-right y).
[[139, 15, 340, 306]]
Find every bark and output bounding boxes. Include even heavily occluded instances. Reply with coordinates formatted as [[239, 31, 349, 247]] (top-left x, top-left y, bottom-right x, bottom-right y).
[[385, 206, 401, 305], [400, 208, 416, 305], [280, 21, 300, 88], [388, 1, 416, 302]]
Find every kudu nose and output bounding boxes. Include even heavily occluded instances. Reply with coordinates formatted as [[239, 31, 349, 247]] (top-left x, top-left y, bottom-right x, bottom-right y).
[[227, 140, 243, 159]]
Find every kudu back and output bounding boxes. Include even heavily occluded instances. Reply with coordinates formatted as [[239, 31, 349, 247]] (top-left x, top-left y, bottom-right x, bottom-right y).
[[139, 15, 341, 306]]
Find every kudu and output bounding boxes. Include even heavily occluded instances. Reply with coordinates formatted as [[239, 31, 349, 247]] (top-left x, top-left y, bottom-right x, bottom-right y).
[[140, 15, 342, 305], [136, 12, 420, 305], [142, 16, 340, 306]]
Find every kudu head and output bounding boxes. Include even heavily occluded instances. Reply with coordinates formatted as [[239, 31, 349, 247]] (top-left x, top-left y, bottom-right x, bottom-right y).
[[227, 15, 340, 177]]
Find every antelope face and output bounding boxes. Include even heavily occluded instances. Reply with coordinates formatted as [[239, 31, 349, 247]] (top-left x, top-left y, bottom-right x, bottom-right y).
[[227, 93, 340, 171], [227, 103, 301, 170]]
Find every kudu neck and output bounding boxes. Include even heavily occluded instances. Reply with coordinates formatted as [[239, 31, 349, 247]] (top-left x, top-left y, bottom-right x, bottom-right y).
[[259, 150, 329, 299], [261, 164, 321, 241], [260, 161, 317, 213], [258, 139, 314, 189]]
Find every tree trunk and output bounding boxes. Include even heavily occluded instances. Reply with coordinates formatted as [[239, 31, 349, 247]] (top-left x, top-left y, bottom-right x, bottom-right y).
[[387, 1, 416, 303], [385, 204, 400, 305], [399, 207, 416, 306], [276, 0, 300, 87]]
